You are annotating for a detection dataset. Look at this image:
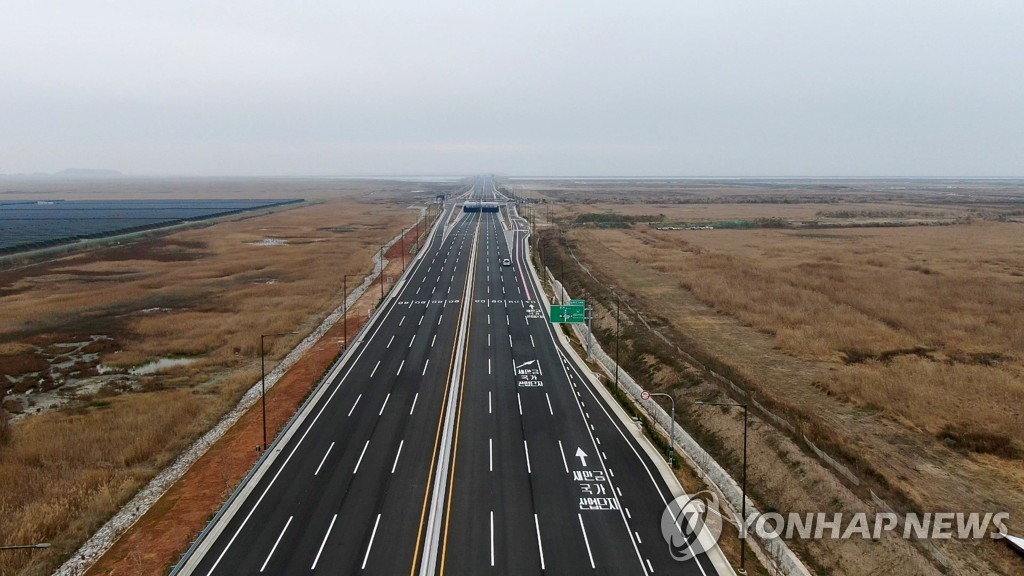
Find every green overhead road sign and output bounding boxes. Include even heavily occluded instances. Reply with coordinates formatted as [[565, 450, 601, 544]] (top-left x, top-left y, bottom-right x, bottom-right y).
[[550, 304, 586, 323]]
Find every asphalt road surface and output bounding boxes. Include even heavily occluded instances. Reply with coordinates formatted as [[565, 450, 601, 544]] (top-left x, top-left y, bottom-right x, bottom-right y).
[[177, 177, 726, 575]]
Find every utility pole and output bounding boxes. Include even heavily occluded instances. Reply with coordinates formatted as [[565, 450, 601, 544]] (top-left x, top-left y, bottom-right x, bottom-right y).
[[379, 245, 385, 301], [696, 401, 749, 574], [400, 228, 406, 273], [615, 296, 620, 391]]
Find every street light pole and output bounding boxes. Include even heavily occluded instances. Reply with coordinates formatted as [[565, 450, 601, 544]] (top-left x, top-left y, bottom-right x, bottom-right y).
[[379, 245, 385, 301], [647, 392, 676, 467], [696, 401, 749, 574], [260, 332, 298, 450], [615, 296, 620, 391], [400, 228, 406, 273], [343, 274, 359, 350]]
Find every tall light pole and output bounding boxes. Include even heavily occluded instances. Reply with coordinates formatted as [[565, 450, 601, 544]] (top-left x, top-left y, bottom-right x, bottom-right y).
[[379, 245, 385, 301], [647, 392, 676, 467], [260, 332, 298, 450], [343, 274, 359, 350], [400, 228, 406, 273], [696, 401, 749, 574], [615, 296, 620, 391]]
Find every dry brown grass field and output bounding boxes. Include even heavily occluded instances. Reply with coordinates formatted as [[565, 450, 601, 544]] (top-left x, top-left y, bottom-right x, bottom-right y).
[[520, 179, 1024, 575], [0, 178, 457, 576]]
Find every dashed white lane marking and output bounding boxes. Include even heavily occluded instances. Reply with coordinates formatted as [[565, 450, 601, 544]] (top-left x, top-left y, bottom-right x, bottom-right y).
[[361, 514, 382, 570], [409, 334, 416, 348], [530, 335, 535, 347], [379, 393, 391, 415], [524, 439, 532, 473], [546, 393, 554, 415], [625, 507, 631, 519], [431, 334, 437, 346], [490, 511, 496, 566], [438, 314, 443, 325], [558, 440, 569, 473], [488, 333, 491, 346], [311, 513, 337, 570], [488, 391, 492, 414], [635, 531, 643, 544], [371, 361, 380, 377], [517, 392, 523, 415], [534, 514, 546, 570], [646, 558, 654, 573], [419, 315, 424, 326], [488, 358, 492, 375], [348, 394, 362, 416], [397, 360, 405, 375], [260, 516, 292, 572], [314, 442, 334, 476], [391, 440, 404, 473], [579, 514, 596, 569], [489, 438, 494, 472], [410, 392, 419, 414], [353, 441, 369, 473], [387, 336, 394, 348], [399, 316, 405, 326], [422, 360, 429, 376]]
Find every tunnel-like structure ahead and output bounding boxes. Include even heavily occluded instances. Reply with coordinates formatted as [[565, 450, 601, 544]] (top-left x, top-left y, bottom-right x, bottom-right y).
[[463, 202, 501, 213]]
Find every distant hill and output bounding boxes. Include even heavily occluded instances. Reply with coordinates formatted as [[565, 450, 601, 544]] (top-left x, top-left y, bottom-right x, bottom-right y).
[[55, 168, 123, 178]]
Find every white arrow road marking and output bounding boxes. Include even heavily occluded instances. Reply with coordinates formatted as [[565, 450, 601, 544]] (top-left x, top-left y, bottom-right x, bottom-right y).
[[576, 447, 589, 467], [515, 359, 537, 371]]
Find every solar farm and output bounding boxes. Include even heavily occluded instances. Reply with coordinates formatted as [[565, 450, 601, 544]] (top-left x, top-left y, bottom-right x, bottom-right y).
[[0, 198, 302, 254]]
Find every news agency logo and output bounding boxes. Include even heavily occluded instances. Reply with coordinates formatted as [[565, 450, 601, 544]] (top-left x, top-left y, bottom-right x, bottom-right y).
[[661, 491, 723, 562]]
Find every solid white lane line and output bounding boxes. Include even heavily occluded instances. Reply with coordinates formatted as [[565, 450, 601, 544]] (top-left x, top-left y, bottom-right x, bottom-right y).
[[490, 511, 495, 566], [348, 394, 362, 416], [311, 514, 337, 570], [391, 440, 405, 473], [422, 359, 429, 376], [410, 392, 419, 414], [379, 393, 391, 415], [579, 514, 596, 569], [546, 393, 554, 415], [260, 516, 292, 572], [534, 514, 546, 570], [361, 514, 382, 570], [524, 439, 532, 473], [409, 334, 416, 347], [397, 360, 405, 375], [558, 440, 569, 473], [371, 361, 380, 377], [489, 438, 493, 471], [387, 336, 394, 348], [353, 441, 369, 473], [314, 442, 335, 475], [517, 392, 523, 415]]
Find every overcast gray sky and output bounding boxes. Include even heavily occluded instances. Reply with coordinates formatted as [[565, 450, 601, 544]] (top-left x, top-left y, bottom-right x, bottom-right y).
[[2, 1, 1022, 177]]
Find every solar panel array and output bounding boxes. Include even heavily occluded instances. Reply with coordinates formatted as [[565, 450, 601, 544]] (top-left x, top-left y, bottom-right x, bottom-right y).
[[0, 199, 301, 254]]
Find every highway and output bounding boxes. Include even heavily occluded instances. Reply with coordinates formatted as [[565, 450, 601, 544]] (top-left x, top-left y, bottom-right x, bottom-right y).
[[176, 177, 729, 575]]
